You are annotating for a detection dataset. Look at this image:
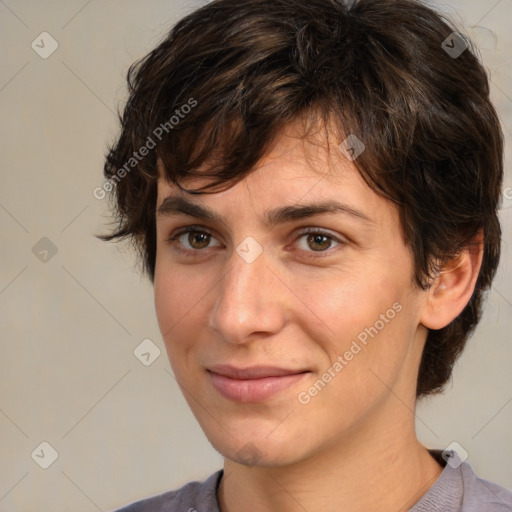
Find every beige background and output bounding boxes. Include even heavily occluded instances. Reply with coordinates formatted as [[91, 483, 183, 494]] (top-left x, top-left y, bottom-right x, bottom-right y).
[[0, 0, 511, 510]]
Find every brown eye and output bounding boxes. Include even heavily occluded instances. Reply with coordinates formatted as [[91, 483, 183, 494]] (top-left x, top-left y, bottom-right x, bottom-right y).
[[294, 229, 344, 257], [306, 233, 334, 251], [166, 226, 221, 253], [187, 231, 211, 249]]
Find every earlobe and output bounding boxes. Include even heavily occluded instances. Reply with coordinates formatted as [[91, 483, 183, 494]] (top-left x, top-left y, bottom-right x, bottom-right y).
[[420, 230, 484, 330]]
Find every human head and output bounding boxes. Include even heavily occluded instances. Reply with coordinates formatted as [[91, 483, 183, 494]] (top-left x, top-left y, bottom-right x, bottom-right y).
[[99, 0, 503, 398]]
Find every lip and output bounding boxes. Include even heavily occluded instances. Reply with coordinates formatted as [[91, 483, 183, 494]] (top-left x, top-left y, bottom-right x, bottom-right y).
[[208, 365, 310, 403], [208, 364, 309, 379]]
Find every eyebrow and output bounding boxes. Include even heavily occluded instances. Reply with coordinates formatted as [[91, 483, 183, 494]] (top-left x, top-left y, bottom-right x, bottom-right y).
[[156, 195, 374, 226]]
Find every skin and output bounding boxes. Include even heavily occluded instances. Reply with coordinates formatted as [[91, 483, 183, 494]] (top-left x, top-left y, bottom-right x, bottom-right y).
[[153, 119, 483, 512]]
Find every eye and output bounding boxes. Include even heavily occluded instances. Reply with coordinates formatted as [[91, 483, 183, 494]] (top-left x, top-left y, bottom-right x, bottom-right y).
[[166, 226, 221, 252], [295, 228, 343, 254], [165, 226, 344, 257]]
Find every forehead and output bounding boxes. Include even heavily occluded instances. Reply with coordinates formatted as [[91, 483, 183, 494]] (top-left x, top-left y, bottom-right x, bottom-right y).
[[157, 119, 361, 193], [154, 118, 397, 232]]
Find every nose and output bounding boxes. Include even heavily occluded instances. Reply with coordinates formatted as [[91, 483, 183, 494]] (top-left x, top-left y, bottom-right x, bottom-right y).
[[208, 245, 287, 345]]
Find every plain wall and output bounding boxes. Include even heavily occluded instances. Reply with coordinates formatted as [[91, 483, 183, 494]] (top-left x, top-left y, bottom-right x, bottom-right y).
[[0, 1, 511, 510]]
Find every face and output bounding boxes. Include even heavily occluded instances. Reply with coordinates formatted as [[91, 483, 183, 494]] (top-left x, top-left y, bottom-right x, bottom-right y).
[[154, 121, 429, 467]]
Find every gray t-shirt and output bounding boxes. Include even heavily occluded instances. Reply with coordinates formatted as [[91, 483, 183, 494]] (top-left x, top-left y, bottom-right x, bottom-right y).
[[114, 451, 512, 511]]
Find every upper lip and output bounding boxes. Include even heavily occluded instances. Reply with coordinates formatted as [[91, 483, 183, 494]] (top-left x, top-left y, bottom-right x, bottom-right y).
[[208, 364, 309, 380]]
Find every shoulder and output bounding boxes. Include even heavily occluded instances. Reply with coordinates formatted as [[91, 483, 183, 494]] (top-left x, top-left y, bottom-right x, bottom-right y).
[[112, 469, 223, 512], [412, 450, 512, 512], [459, 462, 512, 511]]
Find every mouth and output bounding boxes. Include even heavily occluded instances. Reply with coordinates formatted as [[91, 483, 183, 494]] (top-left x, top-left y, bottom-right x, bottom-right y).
[[207, 365, 311, 403]]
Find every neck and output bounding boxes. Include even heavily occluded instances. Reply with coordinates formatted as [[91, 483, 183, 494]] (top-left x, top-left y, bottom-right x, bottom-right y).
[[217, 402, 443, 512]]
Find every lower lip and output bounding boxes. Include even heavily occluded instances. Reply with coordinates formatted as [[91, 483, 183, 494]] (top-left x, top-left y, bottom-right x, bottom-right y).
[[209, 372, 309, 403]]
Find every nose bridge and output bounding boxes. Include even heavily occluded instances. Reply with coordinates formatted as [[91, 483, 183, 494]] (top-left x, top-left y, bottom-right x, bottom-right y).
[[208, 246, 285, 342]]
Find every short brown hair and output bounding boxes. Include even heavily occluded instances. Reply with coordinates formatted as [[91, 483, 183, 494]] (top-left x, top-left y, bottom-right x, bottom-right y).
[[99, 0, 504, 398]]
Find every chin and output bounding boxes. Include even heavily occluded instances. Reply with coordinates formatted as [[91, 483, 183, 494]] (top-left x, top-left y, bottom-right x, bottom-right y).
[[202, 423, 310, 468]]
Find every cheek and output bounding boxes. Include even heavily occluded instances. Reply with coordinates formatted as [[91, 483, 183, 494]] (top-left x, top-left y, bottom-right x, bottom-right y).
[[153, 263, 205, 351], [300, 271, 415, 387], [297, 270, 402, 345], [154, 276, 206, 386]]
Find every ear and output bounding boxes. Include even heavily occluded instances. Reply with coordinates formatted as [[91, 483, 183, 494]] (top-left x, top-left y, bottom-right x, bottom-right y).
[[420, 230, 484, 330]]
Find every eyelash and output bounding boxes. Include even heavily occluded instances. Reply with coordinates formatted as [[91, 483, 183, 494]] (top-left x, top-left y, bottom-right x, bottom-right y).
[[165, 225, 345, 258]]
